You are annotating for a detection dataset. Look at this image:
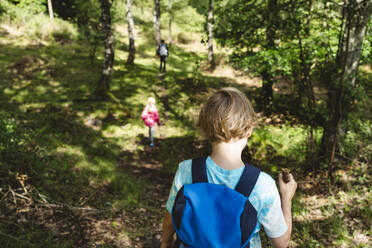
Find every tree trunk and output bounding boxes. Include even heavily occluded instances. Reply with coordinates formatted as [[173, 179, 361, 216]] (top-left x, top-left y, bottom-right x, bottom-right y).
[[260, 71, 274, 113], [207, 0, 215, 70], [154, 0, 161, 45], [47, 0, 54, 20], [168, 0, 173, 46], [341, 0, 370, 88], [321, 0, 371, 173], [296, 12, 317, 170], [266, 0, 277, 48], [259, 0, 277, 112], [126, 0, 136, 64], [99, 0, 115, 92]]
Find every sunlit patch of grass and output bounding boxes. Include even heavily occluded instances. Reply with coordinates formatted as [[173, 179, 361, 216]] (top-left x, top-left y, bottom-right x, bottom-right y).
[[55, 142, 143, 208], [293, 224, 324, 247], [291, 193, 308, 217], [291, 185, 372, 247], [0, 12, 78, 44], [103, 123, 144, 151], [169, 5, 204, 42], [108, 173, 143, 207]]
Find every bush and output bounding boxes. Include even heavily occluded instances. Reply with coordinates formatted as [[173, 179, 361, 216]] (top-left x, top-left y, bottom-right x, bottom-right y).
[[0, 0, 45, 22], [0, 116, 36, 189], [25, 14, 78, 42], [177, 32, 192, 44], [0, 1, 78, 43], [344, 120, 372, 162], [0, 117, 27, 167]]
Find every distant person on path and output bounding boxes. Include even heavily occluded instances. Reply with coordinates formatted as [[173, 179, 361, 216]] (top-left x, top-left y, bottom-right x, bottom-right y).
[[157, 40, 169, 73], [141, 97, 160, 147], [161, 87, 297, 248]]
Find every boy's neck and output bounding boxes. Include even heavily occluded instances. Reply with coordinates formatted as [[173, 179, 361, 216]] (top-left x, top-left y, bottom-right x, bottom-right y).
[[210, 138, 246, 170]]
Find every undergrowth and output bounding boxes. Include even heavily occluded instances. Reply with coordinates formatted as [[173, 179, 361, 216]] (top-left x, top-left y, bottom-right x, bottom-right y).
[[0, 3, 371, 248]]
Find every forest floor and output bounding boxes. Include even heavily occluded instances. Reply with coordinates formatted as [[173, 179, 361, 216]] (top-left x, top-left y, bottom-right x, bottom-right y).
[[0, 24, 371, 248]]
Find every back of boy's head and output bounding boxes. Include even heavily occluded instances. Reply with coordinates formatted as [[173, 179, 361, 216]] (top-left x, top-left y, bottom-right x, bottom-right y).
[[197, 87, 257, 142]]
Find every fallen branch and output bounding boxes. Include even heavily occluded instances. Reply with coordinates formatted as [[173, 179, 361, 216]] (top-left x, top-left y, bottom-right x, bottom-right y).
[[10, 187, 17, 206], [0, 189, 10, 203], [79, 189, 101, 206], [13, 192, 31, 202], [30, 185, 49, 203], [40, 203, 106, 214]]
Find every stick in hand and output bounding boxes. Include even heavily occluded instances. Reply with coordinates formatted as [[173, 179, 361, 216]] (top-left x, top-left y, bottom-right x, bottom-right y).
[[281, 168, 291, 183]]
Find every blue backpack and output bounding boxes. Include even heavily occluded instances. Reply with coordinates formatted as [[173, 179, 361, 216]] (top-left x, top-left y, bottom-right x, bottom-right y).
[[172, 157, 260, 248]]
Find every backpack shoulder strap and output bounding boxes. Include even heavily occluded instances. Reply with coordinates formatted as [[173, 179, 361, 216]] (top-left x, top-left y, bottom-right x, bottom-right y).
[[235, 164, 260, 197], [191, 157, 208, 183]]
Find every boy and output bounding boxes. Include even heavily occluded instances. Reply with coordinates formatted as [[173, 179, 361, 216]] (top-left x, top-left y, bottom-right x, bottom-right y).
[[157, 40, 169, 72], [161, 87, 297, 248]]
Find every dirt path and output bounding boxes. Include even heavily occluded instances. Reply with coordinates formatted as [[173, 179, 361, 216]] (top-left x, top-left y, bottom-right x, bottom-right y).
[[117, 145, 174, 248]]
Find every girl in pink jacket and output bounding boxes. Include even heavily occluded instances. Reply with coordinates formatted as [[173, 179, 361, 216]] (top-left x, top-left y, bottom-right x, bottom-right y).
[[141, 97, 160, 146]]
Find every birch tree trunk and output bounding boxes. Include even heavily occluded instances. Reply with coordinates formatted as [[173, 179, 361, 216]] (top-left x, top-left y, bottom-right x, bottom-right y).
[[207, 0, 215, 70], [126, 0, 136, 64], [154, 0, 161, 45], [99, 0, 115, 92], [321, 0, 371, 173], [340, 0, 370, 88], [47, 0, 54, 20], [168, 0, 173, 46]]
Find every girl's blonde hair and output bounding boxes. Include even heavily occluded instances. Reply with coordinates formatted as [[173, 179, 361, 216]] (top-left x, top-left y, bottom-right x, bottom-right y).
[[147, 97, 156, 105], [197, 87, 257, 142]]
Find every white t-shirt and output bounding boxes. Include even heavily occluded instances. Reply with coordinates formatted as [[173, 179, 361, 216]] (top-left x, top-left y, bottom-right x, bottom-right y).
[[166, 156, 288, 247]]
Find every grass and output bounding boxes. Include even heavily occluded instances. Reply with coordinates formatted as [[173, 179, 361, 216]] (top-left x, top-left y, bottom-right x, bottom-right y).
[[0, 8, 371, 248], [248, 124, 322, 172]]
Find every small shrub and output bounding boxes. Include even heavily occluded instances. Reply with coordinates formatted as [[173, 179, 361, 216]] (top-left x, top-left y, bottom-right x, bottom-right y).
[[174, 5, 203, 33], [0, 114, 49, 185], [0, 0, 46, 23], [0, 1, 7, 16], [51, 27, 75, 43], [344, 120, 372, 162], [25, 14, 78, 42], [177, 32, 192, 44], [0, 5, 78, 43], [0, 117, 29, 168], [248, 124, 319, 165]]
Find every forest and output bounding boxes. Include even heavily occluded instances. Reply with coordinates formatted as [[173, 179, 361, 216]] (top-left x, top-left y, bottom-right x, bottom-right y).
[[0, 0, 371, 247]]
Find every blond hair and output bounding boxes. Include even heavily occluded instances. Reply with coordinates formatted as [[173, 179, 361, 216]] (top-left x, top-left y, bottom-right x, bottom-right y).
[[197, 87, 257, 142], [147, 97, 156, 105]]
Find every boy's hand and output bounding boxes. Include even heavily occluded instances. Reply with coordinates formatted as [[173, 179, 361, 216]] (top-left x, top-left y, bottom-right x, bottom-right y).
[[278, 173, 297, 202]]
